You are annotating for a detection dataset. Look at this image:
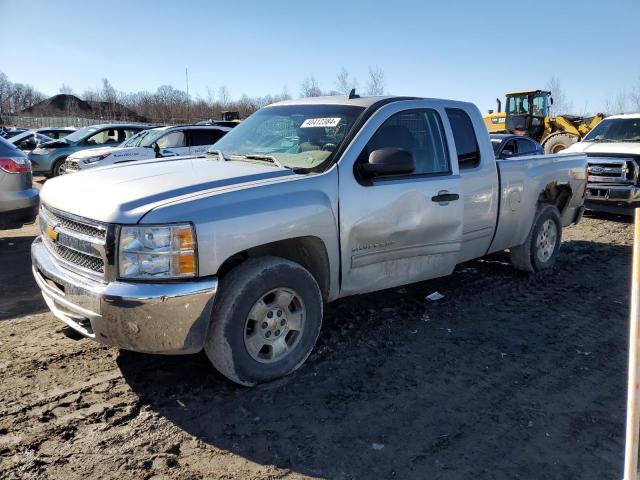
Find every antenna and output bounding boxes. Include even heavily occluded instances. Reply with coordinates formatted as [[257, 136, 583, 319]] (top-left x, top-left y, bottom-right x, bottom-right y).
[[348, 88, 360, 99]]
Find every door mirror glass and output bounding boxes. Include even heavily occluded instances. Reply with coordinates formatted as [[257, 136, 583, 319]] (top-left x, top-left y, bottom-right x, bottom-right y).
[[360, 147, 415, 177]]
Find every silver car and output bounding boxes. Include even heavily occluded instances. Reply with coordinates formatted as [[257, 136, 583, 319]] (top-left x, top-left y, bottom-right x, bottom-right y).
[[0, 137, 39, 229]]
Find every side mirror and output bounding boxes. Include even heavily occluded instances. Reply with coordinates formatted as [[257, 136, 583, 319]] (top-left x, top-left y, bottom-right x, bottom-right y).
[[153, 143, 160, 158], [500, 149, 514, 159], [360, 147, 415, 177]]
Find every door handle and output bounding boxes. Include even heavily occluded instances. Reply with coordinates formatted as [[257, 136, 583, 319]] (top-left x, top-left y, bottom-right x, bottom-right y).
[[431, 192, 460, 203]]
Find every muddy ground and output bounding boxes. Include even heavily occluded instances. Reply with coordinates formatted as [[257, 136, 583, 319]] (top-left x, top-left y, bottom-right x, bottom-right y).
[[0, 194, 634, 479]]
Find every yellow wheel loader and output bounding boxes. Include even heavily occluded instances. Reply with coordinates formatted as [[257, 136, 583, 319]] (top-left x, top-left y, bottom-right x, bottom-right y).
[[483, 90, 604, 153]]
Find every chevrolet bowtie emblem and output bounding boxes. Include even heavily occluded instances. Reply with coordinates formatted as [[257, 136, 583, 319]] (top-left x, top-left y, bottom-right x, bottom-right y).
[[46, 224, 59, 242]]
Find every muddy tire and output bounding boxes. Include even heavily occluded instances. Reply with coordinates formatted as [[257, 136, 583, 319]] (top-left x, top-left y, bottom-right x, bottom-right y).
[[543, 134, 578, 154], [510, 205, 562, 273], [205, 256, 323, 386]]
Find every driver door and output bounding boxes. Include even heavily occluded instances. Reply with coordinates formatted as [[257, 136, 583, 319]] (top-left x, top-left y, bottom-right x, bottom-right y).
[[338, 102, 463, 296]]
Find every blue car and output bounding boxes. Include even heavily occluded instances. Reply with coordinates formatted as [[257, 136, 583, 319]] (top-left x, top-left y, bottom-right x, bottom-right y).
[[29, 123, 149, 176]]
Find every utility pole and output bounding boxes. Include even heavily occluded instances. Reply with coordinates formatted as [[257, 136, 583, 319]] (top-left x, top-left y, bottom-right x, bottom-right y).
[[625, 208, 640, 480], [185, 67, 190, 123]]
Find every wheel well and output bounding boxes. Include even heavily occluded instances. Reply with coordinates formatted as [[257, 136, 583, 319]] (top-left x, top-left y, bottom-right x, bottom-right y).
[[217, 236, 331, 300], [538, 183, 572, 213]]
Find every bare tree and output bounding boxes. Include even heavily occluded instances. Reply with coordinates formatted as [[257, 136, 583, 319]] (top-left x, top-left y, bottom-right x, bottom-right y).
[[630, 76, 640, 112], [300, 76, 322, 97], [59, 84, 74, 95], [218, 86, 230, 108], [335, 67, 357, 95], [545, 76, 573, 115], [366, 66, 386, 96], [604, 90, 630, 115]]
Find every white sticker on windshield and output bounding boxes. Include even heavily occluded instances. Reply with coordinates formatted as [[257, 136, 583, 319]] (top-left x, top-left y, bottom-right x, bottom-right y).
[[300, 117, 341, 128]]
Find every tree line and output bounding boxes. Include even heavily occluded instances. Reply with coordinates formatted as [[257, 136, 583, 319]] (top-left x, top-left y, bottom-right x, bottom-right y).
[[1, 69, 639, 125]]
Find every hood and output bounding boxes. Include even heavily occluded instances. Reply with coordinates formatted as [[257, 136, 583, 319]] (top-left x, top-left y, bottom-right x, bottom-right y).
[[41, 156, 295, 223], [565, 141, 640, 155], [69, 145, 131, 160]]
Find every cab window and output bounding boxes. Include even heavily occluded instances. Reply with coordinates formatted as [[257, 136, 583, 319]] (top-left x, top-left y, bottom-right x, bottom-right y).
[[506, 95, 529, 115], [361, 109, 450, 176], [532, 95, 548, 117]]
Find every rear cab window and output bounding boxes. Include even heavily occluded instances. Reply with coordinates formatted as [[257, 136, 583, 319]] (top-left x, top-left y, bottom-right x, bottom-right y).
[[445, 108, 480, 170]]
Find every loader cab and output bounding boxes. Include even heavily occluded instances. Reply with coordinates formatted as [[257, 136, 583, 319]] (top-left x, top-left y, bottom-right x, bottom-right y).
[[505, 90, 551, 141]]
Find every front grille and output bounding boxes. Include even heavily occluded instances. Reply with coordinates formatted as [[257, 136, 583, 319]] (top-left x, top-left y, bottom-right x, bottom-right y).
[[39, 205, 108, 279], [50, 242, 105, 273], [587, 157, 638, 185], [64, 160, 80, 172], [43, 206, 105, 239]]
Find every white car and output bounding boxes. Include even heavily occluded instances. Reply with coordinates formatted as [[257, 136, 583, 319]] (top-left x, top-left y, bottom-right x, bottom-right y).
[[62, 125, 231, 173], [565, 113, 640, 215]]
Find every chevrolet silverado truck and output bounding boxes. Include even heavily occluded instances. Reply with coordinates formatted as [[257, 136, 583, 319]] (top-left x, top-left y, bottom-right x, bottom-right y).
[[31, 95, 587, 386], [565, 114, 640, 215]]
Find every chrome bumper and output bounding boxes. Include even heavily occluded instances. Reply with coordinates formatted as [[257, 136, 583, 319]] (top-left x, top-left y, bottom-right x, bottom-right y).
[[585, 184, 640, 214], [32, 236, 217, 354]]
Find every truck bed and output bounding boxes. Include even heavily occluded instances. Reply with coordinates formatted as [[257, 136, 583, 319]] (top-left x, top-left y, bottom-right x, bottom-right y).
[[489, 152, 587, 254]]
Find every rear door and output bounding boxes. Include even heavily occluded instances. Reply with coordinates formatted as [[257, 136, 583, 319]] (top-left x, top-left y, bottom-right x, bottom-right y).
[[338, 101, 463, 296], [188, 128, 227, 154]]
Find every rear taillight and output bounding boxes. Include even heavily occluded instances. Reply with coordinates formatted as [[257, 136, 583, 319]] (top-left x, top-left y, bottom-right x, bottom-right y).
[[0, 156, 31, 174]]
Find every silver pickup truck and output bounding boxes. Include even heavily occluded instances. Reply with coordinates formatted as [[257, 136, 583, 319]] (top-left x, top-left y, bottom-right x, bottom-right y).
[[32, 95, 587, 386]]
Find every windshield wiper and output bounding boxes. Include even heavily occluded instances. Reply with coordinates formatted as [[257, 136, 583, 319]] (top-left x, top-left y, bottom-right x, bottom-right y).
[[226, 153, 284, 168], [206, 150, 227, 161]]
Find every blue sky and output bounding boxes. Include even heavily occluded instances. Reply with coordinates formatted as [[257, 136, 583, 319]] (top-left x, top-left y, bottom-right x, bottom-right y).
[[1, 0, 638, 113]]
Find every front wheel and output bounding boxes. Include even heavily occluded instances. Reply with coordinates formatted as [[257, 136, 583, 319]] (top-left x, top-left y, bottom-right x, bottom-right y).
[[51, 158, 67, 177], [205, 256, 323, 386], [510, 205, 562, 273]]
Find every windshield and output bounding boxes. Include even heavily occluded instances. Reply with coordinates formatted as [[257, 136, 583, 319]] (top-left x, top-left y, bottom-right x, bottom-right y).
[[506, 95, 530, 115], [491, 139, 502, 154], [583, 118, 640, 142], [121, 129, 167, 147], [210, 104, 365, 169], [64, 125, 101, 143]]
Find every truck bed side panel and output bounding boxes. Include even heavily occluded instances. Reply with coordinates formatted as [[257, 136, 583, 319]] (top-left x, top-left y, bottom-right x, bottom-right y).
[[489, 153, 587, 253]]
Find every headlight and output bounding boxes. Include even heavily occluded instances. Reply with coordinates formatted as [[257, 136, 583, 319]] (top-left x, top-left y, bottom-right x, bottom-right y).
[[83, 153, 110, 164], [118, 224, 197, 279]]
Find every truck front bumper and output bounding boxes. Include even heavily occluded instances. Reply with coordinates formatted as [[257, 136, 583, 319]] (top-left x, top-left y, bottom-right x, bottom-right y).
[[585, 184, 640, 216], [31, 236, 218, 354]]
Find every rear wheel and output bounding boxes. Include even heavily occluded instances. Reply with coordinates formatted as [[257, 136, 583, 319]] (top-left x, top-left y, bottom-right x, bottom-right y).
[[543, 134, 578, 154], [205, 256, 323, 386], [510, 205, 562, 273]]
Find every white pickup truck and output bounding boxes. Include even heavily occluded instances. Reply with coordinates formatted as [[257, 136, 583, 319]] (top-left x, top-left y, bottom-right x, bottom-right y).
[[32, 95, 587, 386], [62, 125, 231, 173], [565, 114, 640, 215]]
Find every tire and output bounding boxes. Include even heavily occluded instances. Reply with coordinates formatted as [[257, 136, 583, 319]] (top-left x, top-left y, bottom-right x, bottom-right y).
[[543, 134, 578, 154], [205, 256, 323, 386], [510, 204, 562, 273], [51, 157, 67, 177]]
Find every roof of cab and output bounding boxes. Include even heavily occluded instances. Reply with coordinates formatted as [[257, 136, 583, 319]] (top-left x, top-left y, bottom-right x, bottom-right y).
[[269, 95, 401, 108]]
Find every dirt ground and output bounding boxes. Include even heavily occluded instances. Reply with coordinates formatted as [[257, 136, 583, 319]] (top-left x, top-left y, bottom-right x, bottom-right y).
[[0, 192, 634, 479]]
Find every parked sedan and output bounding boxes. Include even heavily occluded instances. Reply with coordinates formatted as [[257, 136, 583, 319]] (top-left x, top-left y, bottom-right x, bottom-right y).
[[0, 136, 39, 229], [491, 134, 544, 159], [9, 131, 54, 152], [28, 123, 149, 177]]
